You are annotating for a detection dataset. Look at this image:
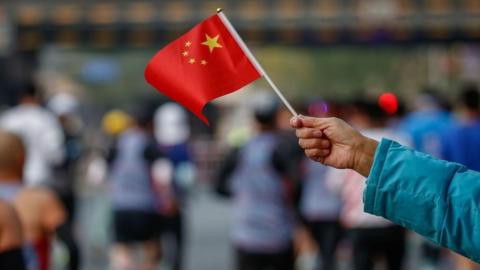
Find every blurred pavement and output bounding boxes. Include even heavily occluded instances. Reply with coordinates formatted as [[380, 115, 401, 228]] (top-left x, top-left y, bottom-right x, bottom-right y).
[[75, 185, 234, 270]]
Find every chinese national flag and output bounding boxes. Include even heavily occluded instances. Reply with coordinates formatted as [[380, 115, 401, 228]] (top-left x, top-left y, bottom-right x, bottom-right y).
[[145, 14, 262, 124]]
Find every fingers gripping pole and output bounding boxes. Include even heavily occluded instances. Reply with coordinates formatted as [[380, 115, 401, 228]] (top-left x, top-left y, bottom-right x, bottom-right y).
[[217, 10, 298, 117]]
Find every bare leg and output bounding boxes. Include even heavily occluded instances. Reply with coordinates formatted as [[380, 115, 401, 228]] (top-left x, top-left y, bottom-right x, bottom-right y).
[[140, 240, 161, 270], [110, 244, 134, 270]]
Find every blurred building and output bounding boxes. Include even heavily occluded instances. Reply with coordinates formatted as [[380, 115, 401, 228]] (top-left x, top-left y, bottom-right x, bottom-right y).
[[0, 0, 478, 106], [2, 0, 480, 51]]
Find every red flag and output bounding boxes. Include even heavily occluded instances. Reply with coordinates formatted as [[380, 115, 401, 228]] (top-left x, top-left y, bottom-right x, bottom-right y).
[[145, 14, 262, 124]]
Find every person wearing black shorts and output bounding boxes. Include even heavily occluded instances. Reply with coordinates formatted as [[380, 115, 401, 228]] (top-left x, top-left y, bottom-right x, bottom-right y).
[[113, 210, 160, 244], [109, 105, 162, 270]]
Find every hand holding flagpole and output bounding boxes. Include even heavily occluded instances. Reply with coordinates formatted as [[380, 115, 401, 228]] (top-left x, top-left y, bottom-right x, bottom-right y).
[[216, 9, 299, 117]]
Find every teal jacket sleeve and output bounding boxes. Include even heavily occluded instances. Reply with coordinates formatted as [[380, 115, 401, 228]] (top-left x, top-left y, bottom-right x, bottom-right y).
[[364, 138, 480, 263]]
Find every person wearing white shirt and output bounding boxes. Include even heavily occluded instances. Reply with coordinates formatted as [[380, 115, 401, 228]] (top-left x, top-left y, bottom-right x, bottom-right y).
[[0, 84, 64, 186]]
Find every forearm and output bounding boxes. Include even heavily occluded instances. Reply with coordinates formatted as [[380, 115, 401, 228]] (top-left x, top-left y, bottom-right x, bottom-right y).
[[353, 136, 378, 177], [364, 139, 480, 263]]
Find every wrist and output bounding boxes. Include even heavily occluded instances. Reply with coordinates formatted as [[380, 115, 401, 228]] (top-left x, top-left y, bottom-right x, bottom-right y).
[[353, 136, 379, 177]]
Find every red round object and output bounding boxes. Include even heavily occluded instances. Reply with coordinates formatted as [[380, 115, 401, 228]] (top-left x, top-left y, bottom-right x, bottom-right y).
[[378, 92, 398, 115]]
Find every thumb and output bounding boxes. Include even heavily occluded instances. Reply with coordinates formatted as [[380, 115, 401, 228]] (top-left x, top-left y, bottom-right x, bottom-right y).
[[290, 116, 303, 128], [296, 115, 324, 128]]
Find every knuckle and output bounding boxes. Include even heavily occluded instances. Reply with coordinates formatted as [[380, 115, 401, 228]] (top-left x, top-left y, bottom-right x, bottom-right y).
[[298, 139, 307, 148], [308, 139, 319, 148], [303, 139, 319, 149], [330, 117, 340, 124], [302, 139, 312, 148], [305, 149, 319, 158], [297, 128, 310, 138]]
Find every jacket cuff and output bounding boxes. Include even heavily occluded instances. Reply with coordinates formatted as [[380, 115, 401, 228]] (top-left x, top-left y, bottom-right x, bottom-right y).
[[363, 138, 392, 215]]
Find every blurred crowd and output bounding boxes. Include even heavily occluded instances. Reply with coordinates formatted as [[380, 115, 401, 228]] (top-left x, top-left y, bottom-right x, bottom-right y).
[[1, 79, 480, 270]]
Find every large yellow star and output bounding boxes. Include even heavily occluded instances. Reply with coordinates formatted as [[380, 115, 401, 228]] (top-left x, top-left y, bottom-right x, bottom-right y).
[[201, 34, 223, 53]]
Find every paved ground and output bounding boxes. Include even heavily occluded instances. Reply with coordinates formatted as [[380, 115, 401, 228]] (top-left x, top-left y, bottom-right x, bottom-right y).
[[184, 190, 234, 270], [67, 185, 457, 270], [73, 185, 234, 270]]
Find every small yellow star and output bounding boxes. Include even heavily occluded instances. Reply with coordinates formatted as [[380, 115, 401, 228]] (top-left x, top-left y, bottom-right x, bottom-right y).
[[200, 60, 207, 65], [182, 51, 189, 57], [188, 58, 195, 64], [185, 41, 191, 47], [201, 34, 223, 53]]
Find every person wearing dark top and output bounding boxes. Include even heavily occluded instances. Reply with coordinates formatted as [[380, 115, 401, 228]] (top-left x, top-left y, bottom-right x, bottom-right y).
[[48, 93, 83, 270], [151, 102, 196, 270], [442, 84, 480, 171]]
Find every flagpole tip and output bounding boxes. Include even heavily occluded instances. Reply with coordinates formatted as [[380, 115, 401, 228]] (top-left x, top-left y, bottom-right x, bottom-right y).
[[216, 8, 223, 13]]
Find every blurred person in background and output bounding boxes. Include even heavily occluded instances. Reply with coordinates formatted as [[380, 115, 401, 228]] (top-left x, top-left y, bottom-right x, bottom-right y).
[[298, 100, 343, 270], [215, 94, 297, 270], [0, 129, 66, 270], [398, 88, 452, 267], [108, 104, 162, 270], [442, 84, 480, 270], [399, 87, 451, 158], [276, 102, 323, 270], [0, 199, 25, 270], [47, 93, 83, 270], [151, 102, 196, 270], [442, 84, 480, 171], [0, 82, 65, 186], [103, 110, 132, 141], [330, 99, 407, 270], [103, 110, 133, 167]]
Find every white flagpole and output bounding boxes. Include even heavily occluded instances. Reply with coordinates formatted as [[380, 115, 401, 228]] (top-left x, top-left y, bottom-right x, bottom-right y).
[[216, 9, 298, 117]]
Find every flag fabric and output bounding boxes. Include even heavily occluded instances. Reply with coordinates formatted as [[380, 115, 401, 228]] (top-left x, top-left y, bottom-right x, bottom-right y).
[[145, 14, 262, 124]]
